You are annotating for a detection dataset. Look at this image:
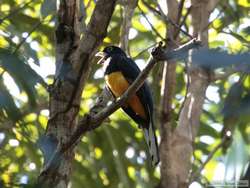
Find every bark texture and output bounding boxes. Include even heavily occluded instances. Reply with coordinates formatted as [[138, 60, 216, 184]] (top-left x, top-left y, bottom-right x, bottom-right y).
[[160, 0, 178, 187], [37, 0, 117, 187], [160, 0, 214, 187]]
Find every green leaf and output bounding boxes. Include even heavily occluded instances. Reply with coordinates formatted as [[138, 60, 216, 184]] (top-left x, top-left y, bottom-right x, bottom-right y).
[[242, 26, 250, 35], [209, 40, 225, 48], [198, 122, 220, 138], [0, 48, 46, 107], [225, 130, 249, 180], [238, 122, 250, 144], [22, 43, 40, 65], [0, 77, 22, 121], [222, 82, 243, 118], [226, 30, 250, 45]]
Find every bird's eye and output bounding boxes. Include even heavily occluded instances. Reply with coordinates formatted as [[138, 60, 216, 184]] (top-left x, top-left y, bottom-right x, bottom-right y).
[[107, 46, 113, 52]]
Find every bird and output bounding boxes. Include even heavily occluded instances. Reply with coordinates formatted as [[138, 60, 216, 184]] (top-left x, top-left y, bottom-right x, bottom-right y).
[[95, 46, 160, 166]]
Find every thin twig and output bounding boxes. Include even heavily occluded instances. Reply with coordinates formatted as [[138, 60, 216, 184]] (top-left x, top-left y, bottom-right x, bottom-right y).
[[85, 0, 92, 9], [190, 135, 229, 182], [167, 17, 193, 39], [142, 0, 189, 41], [138, 5, 165, 40], [0, 0, 34, 24], [202, 11, 223, 32], [175, 6, 192, 39], [133, 42, 157, 59], [142, 0, 193, 39], [154, 0, 166, 17], [176, 0, 186, 26], [13, 13, 55, 54], [13, 21, 43, 53], [141, 0, 162, 17]]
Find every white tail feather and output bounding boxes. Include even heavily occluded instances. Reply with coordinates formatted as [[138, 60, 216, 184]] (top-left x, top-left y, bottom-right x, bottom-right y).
[[143, 122, 160, 166]]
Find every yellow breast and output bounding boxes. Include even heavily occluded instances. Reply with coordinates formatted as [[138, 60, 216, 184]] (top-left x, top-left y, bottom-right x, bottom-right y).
[[105, 72, 146, 119], [105, 72, 129, 97]]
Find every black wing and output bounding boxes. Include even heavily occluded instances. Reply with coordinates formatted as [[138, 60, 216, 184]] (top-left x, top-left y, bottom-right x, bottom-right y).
[[113, 55, 154, 126], [108, 55, 159, 165]]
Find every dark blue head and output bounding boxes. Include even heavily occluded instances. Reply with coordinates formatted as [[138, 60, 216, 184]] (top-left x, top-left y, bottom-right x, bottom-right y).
[[103, 46, 126, 57], [95, 46, 126, 64]]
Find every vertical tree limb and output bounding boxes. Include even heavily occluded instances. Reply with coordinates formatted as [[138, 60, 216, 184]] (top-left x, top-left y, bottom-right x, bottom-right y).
[[160, 0, 213, 187], [159, 0, 179, 187], [169, 0, 211, 187], [120, 0, 138, 55], [38, 0, 117, 187], [38, 1, 81, 187]]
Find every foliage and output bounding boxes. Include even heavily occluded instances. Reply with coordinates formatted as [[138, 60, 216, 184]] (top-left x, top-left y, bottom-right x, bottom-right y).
[[0, 0, 249, 187]]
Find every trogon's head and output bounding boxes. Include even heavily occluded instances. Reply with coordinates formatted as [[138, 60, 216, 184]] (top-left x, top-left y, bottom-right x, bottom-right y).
[[95, 46, 126, 64]]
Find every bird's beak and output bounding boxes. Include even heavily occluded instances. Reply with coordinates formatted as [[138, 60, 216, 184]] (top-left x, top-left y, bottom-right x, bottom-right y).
[[95, 51, 108, 64]]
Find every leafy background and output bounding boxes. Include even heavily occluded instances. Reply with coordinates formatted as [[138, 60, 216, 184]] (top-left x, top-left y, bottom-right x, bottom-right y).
[[0, 0, 249, 187]]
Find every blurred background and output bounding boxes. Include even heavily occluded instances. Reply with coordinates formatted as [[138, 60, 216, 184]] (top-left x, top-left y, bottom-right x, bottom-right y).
[[0, 0, 249, 187]]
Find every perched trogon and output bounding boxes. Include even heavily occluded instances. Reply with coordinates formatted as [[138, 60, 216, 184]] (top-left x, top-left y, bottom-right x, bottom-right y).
[[95, 46, 160, 166]]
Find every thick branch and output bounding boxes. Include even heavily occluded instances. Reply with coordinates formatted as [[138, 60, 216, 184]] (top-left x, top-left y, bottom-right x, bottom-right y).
[[38, 0, 117, 187], [159, 1, 179, 186], [164, 1, 211, 187]]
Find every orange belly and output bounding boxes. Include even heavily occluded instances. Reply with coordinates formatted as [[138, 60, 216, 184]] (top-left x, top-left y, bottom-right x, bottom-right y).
[[105, 72, 146, 119]]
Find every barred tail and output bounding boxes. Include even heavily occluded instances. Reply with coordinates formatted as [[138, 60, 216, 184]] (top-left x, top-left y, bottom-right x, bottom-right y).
[[143, 121, 160, 166]]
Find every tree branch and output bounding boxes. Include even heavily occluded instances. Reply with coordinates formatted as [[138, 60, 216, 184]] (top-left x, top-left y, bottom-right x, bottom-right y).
[[176, 0, 186, 26], [79, 39, 201, 130], [141, 0, 162, 17], [38, 0, 117, 186], [190, 135, 229, 182], [156, 0, 193, 39], [159, 1, 180, 187], [120, 0, 138, 55], [175, 5, 192, 39], [142, 0, 193, 39], [133, 42, 157, 59], [0, 0, 33, 25], [40, 38, 201, 176], [14, 21, 43, 53], [138, 5, 165, 40], [162, 2, 212, 186]]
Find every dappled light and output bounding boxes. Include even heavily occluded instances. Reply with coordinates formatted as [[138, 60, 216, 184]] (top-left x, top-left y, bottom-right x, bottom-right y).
[[0, 0, 250, 188]]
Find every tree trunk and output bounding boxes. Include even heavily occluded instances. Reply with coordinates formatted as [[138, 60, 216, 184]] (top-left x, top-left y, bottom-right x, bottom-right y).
[[37, 0, 117, 187], [159, 0, 214, 187], [159, 0, 178, 187]]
